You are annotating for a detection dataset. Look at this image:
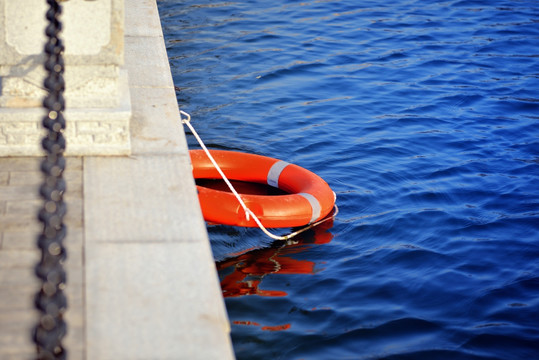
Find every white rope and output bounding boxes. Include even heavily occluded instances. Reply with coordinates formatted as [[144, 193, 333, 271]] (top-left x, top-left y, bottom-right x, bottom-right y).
[[180, 110, 338, 241]]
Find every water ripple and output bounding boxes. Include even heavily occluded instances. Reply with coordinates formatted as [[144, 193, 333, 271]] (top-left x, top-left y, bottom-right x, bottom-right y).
[[159, 0, 539, 358]]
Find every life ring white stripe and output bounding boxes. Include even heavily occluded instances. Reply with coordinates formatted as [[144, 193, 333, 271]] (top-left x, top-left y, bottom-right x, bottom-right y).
[[298, 192, 321, 224], [267, 160, 290, 188]]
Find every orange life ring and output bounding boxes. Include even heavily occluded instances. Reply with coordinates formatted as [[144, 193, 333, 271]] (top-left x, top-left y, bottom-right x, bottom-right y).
[[190, 150, 335, 228]]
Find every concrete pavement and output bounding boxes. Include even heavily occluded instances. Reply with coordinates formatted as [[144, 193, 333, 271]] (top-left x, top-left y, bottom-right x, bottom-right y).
[[0, 1, 235, 359]]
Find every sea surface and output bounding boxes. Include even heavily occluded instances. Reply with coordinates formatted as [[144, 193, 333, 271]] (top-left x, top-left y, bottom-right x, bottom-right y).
[[157, 0, 539, 359]]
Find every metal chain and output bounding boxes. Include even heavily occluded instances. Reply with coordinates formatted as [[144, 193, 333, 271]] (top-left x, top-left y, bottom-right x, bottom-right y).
[[33, 0, 68, 359]]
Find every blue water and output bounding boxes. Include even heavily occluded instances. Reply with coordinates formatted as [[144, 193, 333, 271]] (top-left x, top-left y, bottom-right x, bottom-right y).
[[157, 0, 539, 358]]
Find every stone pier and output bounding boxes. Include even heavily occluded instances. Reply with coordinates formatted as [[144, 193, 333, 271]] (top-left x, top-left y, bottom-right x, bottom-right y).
[[0, 0, 235, 359]]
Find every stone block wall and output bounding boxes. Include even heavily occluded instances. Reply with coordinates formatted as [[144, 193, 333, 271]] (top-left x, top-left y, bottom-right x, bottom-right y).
[[0, 0, 132, 156]]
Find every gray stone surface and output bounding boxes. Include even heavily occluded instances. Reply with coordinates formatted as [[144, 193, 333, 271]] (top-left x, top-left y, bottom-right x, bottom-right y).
[[0, 70, 132, 156], [0, 0, 235, 359], [0, 157, 84, 360], [86, 242, 231, 360], [125, 35, 175, 88], [0, 0, 131, 156], [1, 0, 123, 63], [84, 155, 204, 243], [130, 86, 188, 155]]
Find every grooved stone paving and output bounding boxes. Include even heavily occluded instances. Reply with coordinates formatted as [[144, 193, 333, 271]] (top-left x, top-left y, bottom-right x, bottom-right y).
[[0, 0, 235, 359], [0, 157, 84, 359]]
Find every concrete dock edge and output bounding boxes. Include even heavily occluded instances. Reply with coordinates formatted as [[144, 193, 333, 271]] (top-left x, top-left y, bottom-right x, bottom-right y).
[[0, 0, 236, 359]]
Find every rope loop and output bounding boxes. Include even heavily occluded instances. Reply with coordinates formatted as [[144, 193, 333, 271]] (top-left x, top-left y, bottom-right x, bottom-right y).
[[180, 110, 338, 241]]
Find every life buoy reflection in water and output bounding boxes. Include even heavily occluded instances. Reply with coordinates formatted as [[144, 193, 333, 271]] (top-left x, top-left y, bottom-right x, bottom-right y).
[[217, 219, 334, 332], [216, 218, 334, 298]]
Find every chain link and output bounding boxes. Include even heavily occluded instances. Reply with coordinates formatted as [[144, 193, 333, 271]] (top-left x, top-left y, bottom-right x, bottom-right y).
[[34, 1, 68, 359]]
